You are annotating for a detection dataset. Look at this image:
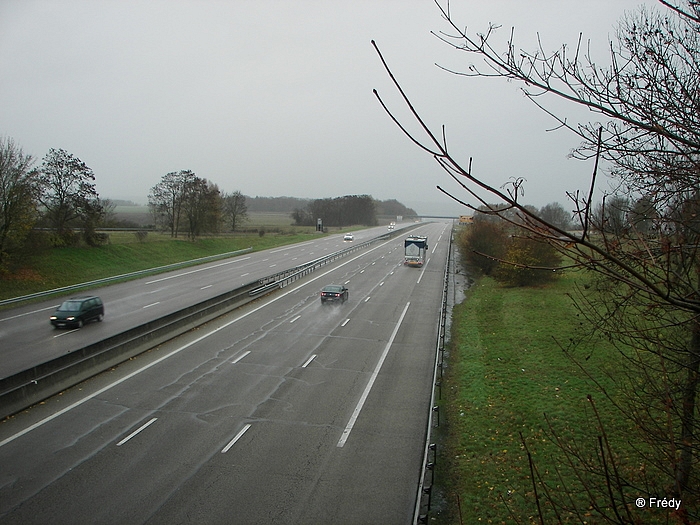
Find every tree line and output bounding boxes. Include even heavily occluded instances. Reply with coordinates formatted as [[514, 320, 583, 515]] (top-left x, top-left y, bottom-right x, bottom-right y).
[[290, 195, 417, 228], [0, 136, 417, 273]]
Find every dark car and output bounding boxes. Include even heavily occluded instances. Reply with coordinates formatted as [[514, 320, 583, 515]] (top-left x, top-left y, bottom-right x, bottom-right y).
[[50, 296, 104, 328], [320, 285, 348, 304]]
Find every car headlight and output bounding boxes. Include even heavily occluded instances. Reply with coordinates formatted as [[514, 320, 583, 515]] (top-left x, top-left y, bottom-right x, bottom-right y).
[[66, 316, 75, 321], [50, 316, 57, 320]]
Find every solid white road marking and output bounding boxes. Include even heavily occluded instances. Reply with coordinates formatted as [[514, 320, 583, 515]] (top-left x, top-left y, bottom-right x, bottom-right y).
[[270, 241, 314, 253], [337, 301, 410, 448], [116, 418, 158, 446], [145, 257, 251, 284], [222, 424, 251, 453], [416, 258, 430, 284], [53, 329, 80, 339], [0, 305, 58, 323]]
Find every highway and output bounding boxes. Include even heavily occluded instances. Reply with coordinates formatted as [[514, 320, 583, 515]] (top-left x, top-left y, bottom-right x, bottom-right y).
[[0, 221, 450, 524], [0, 225, 407, 379]]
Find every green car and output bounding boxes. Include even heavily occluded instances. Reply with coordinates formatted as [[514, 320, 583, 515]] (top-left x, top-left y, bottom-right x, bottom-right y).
[[50, 296, 105, 328]]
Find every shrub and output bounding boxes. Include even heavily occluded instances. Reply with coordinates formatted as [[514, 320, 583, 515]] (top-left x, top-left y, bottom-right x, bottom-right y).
[[457, 220, 507, 275], [493, 236, 561, 286]]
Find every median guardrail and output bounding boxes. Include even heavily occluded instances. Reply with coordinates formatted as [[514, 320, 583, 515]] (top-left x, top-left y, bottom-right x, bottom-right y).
[[0, 227, 415, 419], [0, 280, 263, 419]]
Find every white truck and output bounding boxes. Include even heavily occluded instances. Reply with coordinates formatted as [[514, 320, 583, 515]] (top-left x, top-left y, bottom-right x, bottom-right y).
[[404, 235, 428, 267]]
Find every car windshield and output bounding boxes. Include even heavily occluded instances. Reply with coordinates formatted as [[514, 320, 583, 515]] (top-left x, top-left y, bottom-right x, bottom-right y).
[[58, 300, 83, 312], [323, 286, 343, 293]]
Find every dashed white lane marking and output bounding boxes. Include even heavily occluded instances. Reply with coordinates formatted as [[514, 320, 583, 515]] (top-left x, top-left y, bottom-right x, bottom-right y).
[[222, 424, 251, 453], [116, 418, 158, 446], [290, 315, 301, 323], [231, 351, 251, 364], [341, 319, 350, 327], [301, 355, 316, 368]]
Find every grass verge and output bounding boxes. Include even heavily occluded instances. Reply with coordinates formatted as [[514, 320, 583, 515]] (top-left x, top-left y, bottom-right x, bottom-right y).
[[433, 273, 654, 524], [0, 230, 323, 301]]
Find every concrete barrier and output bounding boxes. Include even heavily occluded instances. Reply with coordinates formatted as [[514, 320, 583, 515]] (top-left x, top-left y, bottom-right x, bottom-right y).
[[0, 280, 264, 419]]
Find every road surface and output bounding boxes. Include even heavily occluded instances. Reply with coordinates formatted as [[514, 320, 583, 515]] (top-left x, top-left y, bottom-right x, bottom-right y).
[[0, 221, 450, 524]]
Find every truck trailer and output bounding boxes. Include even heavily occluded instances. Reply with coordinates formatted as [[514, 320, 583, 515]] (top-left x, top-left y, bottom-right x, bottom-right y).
[[404, 235, 428, 267]]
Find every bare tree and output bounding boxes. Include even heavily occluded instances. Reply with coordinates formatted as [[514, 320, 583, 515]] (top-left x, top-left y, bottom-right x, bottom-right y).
[[538, 202, 572, 231], [222, 190, 248, 232], [182, 177, 222, 239], [148, 170, 195, 237], [372, 0, 700, 518], [591, 195, 630, 235]]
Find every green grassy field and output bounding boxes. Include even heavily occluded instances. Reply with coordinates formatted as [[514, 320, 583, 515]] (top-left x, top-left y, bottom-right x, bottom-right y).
[[0, 210, 365, 301], [0, 229, 324, 301], [434, 273, 662, 524], [113, 207, 317, 232]]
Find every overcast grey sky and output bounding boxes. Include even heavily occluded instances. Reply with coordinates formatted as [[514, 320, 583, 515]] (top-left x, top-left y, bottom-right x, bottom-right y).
[[1, 0, 658, 216]]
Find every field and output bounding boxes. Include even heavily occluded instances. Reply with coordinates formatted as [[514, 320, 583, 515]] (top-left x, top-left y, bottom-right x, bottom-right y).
[[1, 211, 368, 302], [433, 273, 670, 524], [113, 206, 310, 232]]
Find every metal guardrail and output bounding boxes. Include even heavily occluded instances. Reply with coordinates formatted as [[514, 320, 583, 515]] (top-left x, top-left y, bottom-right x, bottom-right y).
[[248, 233, 391, 295], [414, 224, 453, 524], [0, 247, 254, 307]]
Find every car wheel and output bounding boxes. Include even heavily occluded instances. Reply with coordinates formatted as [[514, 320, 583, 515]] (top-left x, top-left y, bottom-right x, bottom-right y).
[[97, 314, 104, 322], [77, 319, 83, 328]]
